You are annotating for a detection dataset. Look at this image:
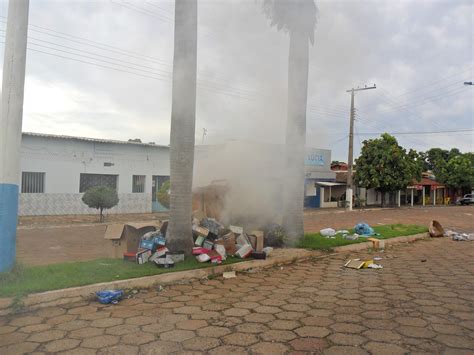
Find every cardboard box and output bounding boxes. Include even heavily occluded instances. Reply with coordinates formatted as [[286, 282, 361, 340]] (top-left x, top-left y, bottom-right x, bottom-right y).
[[105, 222, 160, 258], [202, 240, 214, 250], [235, 244, 253, 258], [229, 225, 243, 234], [192, 247, 211, 255], [344, 259, 365, 269], [249, 230, 264, 252], [251, 251, 266, 260], [195, 235, 206, 246], [192, 225, 210, 237], [216, 232, 237, 255], [136, 248, 152, 264], [207, 250, 223, 263]]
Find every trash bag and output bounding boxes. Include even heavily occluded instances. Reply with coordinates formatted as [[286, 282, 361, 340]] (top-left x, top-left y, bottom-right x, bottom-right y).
[[320, 228, 336, 237], [96, 290, 124, 304], [354, 223, 375, 236], [429, 220, 444, 238]]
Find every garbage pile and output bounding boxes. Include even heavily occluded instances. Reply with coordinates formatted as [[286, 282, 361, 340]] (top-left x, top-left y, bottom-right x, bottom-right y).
[[118, 217, 276, 268], [120, 221, 182, 268], [445, 230, 474, 241], [320, 222, 378, 241], [191, 217, 273, 264]]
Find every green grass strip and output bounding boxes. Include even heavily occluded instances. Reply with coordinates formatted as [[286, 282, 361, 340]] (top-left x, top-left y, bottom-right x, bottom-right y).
[[0, 256, 243, 298], [298, 224, 428, 251]]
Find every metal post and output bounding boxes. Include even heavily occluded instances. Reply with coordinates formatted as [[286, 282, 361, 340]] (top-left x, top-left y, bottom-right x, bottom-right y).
[[0, 0, 30, 272], [346, 90, 355, 211], [397, 190, 401, 207], [433, 189, 436, 206], [422, 186, 425, 206], [411, 189, 414, 207], [345, 84, 376, 211]]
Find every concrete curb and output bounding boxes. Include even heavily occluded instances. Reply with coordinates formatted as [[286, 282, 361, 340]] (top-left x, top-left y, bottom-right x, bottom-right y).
[[333, 232, 429, 252], [0, 232, 429, 315]]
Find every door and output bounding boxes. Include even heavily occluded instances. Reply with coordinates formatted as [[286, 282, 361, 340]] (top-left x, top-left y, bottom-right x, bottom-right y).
[[152, 175, 170, 212]]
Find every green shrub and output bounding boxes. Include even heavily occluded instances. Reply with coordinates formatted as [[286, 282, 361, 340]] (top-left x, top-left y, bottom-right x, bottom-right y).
[[82, 186, 119, 222], [157, 180, 170, 208]]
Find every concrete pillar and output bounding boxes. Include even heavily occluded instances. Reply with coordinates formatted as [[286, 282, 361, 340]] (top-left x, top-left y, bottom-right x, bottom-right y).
[[329, 186, 332, 202], [433, 189, 436, 206], [346, 188, 353, 211], [0, 0, 30, 272], [397, 190, 401, 207], [422, 186, 425, 206], [411, 189, 414, 207]]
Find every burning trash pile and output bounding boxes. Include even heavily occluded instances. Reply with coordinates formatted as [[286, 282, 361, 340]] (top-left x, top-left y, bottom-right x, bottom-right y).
[[111, 217, 280, 268], [191, 216, 274, 264]]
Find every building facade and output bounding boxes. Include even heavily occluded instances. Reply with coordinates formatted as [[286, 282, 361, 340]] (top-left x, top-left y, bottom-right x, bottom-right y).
[[19, 133, 170, 216]]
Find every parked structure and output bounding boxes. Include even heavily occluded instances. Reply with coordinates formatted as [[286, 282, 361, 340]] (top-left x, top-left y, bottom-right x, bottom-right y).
[[19, 132, 170, 215]]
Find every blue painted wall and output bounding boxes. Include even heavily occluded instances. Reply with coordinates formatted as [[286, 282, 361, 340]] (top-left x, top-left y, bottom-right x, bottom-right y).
[[0, 183, 19, 272]]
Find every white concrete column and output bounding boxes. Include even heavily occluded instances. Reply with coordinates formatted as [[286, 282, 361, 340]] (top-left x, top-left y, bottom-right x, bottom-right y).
[[0, 0, 30, 272], [346, 188, 353, 211], [397, 190, 401, 207], [422, 186, 425, 206], [329, 186, 332, 201], [411, 189, 414, 207], [433, 189, 436, 206]]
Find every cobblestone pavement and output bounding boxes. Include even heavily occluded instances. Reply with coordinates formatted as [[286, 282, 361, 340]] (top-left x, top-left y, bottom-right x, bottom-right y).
[[2, 237, 474, 354], [17, 206, 474, 266]]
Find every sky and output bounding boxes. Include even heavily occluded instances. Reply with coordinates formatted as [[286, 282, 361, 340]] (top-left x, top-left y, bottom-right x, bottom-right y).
[[0, 0, 472, 162]]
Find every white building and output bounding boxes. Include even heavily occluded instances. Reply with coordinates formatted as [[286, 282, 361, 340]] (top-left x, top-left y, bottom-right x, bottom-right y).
[[19, 132, 170, 216]]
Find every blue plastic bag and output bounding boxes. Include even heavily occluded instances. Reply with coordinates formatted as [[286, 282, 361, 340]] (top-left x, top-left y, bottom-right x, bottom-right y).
[[96, 290, 124, 304], [354, 223, 375, 236]]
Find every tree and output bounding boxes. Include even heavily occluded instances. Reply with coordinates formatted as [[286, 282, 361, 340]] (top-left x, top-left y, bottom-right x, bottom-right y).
[[443, 154, 474, 193], [262, 0, 318, 246], [82, 186, 119, 222], [355, 133, 422, 207], [167, 0, 197, 255]]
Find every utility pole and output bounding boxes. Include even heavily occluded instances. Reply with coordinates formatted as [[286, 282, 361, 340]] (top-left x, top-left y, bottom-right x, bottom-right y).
[[345, 84, 376, 211], [201, 128, 207, 144], [0, 0, 30, 272]]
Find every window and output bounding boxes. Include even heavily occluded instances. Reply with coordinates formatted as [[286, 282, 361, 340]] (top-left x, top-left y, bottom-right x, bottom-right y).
[[79, 174, 118, 193], [21, 172, 45, 193], [132, 175, 146, 193]]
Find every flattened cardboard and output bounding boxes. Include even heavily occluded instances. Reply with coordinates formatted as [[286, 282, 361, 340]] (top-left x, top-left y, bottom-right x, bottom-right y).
[[344, 259, 365, 269]]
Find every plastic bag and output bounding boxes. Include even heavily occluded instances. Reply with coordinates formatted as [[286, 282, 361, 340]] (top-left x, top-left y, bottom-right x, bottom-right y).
[[96, 290, 124, 304], [354, 223, 374, 236], [320, 228, 336, 237]]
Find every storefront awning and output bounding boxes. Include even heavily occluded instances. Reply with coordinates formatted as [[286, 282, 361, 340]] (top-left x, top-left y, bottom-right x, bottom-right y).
[[316, 181, 346, 187]]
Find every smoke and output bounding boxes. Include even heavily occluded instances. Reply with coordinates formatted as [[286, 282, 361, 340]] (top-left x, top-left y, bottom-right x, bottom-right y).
[[194, 141, 286, 229]]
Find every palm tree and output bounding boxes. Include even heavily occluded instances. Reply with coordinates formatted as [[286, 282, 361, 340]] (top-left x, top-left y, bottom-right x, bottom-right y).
[[262, 0, 318, 246], [167, 0, 198, 255]]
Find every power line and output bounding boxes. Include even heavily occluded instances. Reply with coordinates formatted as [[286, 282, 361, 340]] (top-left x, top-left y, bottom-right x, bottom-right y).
[[356, 129, 474, 135]]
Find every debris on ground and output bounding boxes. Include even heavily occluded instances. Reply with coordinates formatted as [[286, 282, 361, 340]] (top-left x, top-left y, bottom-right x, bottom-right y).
[[223, 271, 236, 279], [190, 212, 282, 264], [344, 258, 383, 269], [320, 228, 336, 237], [96, 289, 124, 304], [429, 220, 445, 238], [368, 237, 385, 250]]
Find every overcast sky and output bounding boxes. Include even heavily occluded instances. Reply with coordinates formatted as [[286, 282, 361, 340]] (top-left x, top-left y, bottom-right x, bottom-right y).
[[1, 0, 472, 161]]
